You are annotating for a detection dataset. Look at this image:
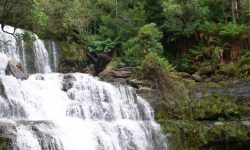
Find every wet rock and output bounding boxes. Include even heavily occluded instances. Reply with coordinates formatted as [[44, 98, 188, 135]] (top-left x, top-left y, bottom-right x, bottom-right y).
[[0, 123, 15, 150], [136, 87, 161, 104], [136, 87, 152, 94], [58, 60, 86, 73], [194, 79, 250, 100], [6, 60, 28, 79], [127, 79, 145, 88], [62, 74, 76, 91], [191, 74, 203, 82], [112, 70, 131, 78], [99, 65, 138, 80], [112, 67, 137, 78], [58, 62, 77, 73], [0, 79, 7, 98], [102, 77, 127, 85]]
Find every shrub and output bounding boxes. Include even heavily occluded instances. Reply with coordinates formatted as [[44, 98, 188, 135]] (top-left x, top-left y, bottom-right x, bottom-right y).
[[140, 52, 174, 93], [87, 35, 119, 54], [194, 96, 239, 120], [218, 62, 239, 78], [59, 41, 86, 61], [239, 50, 250, 75], [173, 55, 195, 73], [123, 23, 163, 66], [219, 23, 247, 39]]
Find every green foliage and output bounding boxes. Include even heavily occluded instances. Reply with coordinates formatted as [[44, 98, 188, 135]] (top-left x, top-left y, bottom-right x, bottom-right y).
[[38, 0, 88, 38], [123, 23, 163, 65], [87, 35, 119, 54], [193, 22, 249, 63], [85, 0, 146, 41], [155, 79, 241, 120], [141, 52, 174, 77], [204, 0, 232, 22], [239, 50, 250, 75], [219, 23, 248, 39], [162, 0, 209, 37], [189, 44, 206, 59], [142, 0, 163, 24], [201, 22, 220, 37], [210, 123, 248, 142], [160, 120, 249, 150], [140, 52, 174, 93], [194, 96, 239, 120], [201, 22, 248, 42], [0, 0, 47, 30], [217, 62, 240, 78], [173, 55, 195, 73], [59, 42, 85, 61]]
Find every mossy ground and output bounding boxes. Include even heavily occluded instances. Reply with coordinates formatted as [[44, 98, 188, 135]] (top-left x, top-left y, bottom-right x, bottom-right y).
[[161, 120, 250, 150]]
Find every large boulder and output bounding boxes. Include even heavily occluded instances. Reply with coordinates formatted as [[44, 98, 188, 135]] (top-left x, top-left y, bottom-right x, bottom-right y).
[[62, 74, 76, 92], [6, 60, 28, 79]]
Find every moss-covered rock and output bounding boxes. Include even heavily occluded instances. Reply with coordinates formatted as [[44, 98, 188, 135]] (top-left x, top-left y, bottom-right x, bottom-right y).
[[160, 120, 250, 150], [136, 72, 250, 150], [0, 136, 13, 150]]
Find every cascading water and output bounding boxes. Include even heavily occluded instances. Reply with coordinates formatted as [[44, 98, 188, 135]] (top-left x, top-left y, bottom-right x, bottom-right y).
[[0, 24, 59, 74], [0, 25, 167, 150], [0, 74, 167, 150], [33, 37, 51, 73]]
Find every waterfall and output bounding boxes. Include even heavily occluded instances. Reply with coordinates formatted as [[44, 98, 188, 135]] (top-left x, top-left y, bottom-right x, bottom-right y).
[[45, 41, 59, 72], [0, 73, 167, 150], [0, 24, 59, 74], [33, 37, 51, 73], [0, 24, 167, 150]]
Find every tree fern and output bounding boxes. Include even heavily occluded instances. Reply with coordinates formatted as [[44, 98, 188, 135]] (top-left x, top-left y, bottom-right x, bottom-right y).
[[219, 23, 247, 39]]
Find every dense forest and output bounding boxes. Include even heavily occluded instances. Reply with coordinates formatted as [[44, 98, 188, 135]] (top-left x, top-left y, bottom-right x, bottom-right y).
[[1, 0, 249, 71], [1, 0, 250, 150]]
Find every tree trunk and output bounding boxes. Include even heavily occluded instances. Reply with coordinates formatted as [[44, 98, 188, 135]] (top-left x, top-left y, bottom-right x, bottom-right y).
[[229, 41, 241, 60], [231, 0, 238, 23], [179, 38, 190, 54]]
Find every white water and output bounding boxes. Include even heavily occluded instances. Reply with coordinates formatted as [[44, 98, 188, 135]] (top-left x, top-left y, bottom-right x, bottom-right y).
[[0, 24, 58, 74], [0, 73, 167, 150], [0, 24, 167, 150], [33, 37, 51, 73]]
